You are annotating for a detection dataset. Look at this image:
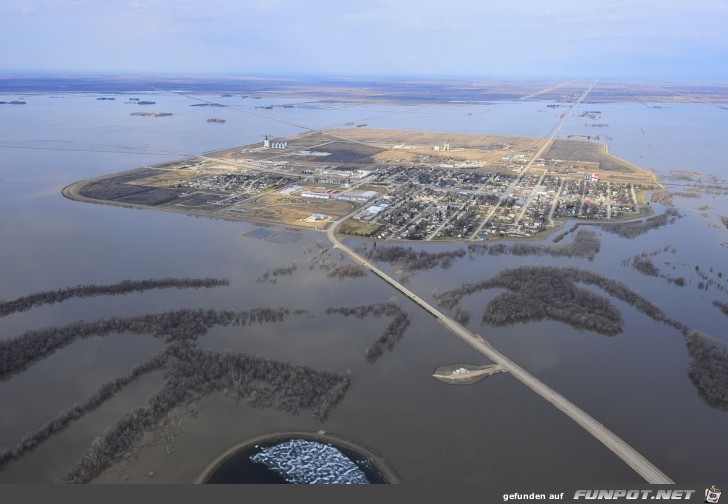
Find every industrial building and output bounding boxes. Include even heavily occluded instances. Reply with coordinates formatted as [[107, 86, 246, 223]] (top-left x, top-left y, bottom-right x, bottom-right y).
[[279, 185, 303, 195], [301, 188, 337, 200], [301, 191, 331, 200], [262, 135, 287, 149], [336, 190, 379, 202], [320, 167, 372, 179]]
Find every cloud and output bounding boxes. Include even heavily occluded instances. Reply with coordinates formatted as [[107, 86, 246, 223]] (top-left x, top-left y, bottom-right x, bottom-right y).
[[1, 0, 725, 78]]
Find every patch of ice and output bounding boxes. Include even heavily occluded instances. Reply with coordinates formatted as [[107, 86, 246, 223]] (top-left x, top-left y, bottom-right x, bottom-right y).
[[250, 439, 369, 484]]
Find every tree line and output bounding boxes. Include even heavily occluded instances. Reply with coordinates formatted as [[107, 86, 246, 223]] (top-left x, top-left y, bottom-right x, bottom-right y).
[[432, 265, 728, 409], [364, 246, 466, 273], [326, 302, 410, 362], [0, 307, 291, 380], [0, 354, 166, 471], [714, 300, 728, 317], [257, 263, 297, 284], [433, 266, 623, 335], [327, 265, 367, 280], [357, 229, 602, 275], [670, 191, 700, 199], [484, 288, 622, 336], [685, 330, 728, 410], [619, 247, 722, 290], [433, 266, 676, 332], [552, 223, 582, 243], [0, 307, 350, 482], [467, 229, 601, 261], [628, 254, 661, 277], [600, 209, 679, 239], [0, 277, 229, 318], [55, 342, 350, 483]]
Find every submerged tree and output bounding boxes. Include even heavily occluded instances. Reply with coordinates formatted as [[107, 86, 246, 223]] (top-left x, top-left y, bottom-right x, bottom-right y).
[[685, 330, 728, 410], [257, 264, 297, 284], [326, 302, 410, 362], [364, 246, 466, 273], [0, 277, 229, 318], [0, 278, 351, 483], [327, 265, 367, 280], [713, 300, 728, 317], [600, 210, 680, 239], [433, 265, 728, 410], [468, 229, 602, 261]]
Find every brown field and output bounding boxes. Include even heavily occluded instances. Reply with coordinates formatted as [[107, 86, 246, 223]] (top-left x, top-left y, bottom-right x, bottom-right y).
[[544, 139, 658, 185], [185, 128, 655, 186], [339, 219, 382, 237], [322, 128, 657, 185], [125, 170, 201, 188], [235, 193, 356, 228], [328, 128, 542, 167]]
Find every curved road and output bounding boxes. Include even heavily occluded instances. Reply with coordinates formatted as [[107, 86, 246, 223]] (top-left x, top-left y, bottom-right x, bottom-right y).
[[326, 216, 673, 484]]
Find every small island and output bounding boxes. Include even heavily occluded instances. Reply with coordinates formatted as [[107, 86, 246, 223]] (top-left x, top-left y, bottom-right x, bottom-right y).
[[432, 363, 507, 385], [130, 112, 173, 117]]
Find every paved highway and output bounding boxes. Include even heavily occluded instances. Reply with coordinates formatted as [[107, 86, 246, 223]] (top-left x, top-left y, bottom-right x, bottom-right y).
[[469, 80, 598, 240], [326, 213, 673, 484], [519, 80, 579, 101]]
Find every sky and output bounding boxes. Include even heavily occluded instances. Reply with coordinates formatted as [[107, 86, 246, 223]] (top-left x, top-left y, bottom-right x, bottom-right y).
[[1, 0, 727, 79]]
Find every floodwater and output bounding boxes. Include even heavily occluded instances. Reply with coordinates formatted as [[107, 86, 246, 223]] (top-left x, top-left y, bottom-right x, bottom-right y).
[[0, 87, 726, 484]]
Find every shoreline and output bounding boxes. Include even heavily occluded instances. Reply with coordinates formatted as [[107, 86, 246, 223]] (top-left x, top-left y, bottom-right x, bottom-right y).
[[4, 76, 728, 105], [62, 177, 656, 246], [62, 167, 657, 246]]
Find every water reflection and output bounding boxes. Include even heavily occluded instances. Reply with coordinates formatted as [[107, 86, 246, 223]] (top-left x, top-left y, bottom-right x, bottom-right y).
[[1, 92, 727, 483]]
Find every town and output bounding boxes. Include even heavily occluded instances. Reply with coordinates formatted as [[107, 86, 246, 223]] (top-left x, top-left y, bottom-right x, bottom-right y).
[[64, 128, 659, 241]]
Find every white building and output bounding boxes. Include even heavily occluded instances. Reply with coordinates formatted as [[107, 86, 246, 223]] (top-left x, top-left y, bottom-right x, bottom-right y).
[[301, 191, 331, 199], [262, 135, 287, 149], [336, 190, 379, 202]]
